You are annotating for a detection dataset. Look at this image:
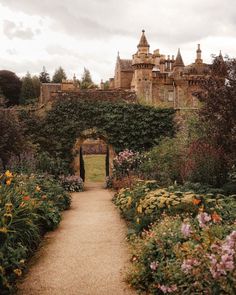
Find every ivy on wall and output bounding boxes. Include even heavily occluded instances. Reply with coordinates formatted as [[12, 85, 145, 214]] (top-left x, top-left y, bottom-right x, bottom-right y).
[[22, 97, 175, 171]]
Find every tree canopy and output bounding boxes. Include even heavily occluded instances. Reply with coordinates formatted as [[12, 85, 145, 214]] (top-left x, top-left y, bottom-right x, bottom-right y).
[[39, 66, 50, 83], [52, 67, 67, 83], [0, 70, 22, 106], [80, 68, 96, 89]]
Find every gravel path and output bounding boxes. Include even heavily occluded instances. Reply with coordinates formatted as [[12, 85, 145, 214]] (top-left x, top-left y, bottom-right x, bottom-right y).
[[17, 183, 136, 295]]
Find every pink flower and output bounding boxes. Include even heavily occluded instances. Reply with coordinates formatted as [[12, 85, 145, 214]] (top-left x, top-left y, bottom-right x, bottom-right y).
[[159, 284, 178, 293], [181, 258, 200, 274], [150, 261, 159, 271], [181, 223, 192, 238], [197, 212, 211, 228]]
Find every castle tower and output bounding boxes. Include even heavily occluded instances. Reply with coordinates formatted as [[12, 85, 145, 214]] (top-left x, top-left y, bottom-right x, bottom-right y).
[[132, 30, 154, 102]]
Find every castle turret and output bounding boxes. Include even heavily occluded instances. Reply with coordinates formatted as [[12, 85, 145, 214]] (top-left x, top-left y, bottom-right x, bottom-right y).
[[195, 44, 203, 64], [132, 30, 154, 102]]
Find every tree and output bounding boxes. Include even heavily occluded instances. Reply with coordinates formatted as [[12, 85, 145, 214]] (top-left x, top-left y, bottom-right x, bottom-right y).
[[0, 86, 6, 106], [80, 68, 96, 89], [0, 111, 26, 168], [52, 66, 67, 83], [0, 70, 22, 106], [39, 66, 50, 83], [20, 72, 35, 104], [32, 75, 41, 99], [197, 57, 236, 163]]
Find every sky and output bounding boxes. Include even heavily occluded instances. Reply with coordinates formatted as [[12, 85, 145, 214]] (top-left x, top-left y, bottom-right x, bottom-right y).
[[0, 0, 236, 83]]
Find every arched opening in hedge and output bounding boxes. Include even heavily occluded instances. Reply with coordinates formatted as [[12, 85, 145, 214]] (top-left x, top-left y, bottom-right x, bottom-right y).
[[72, 128, 116, 181]]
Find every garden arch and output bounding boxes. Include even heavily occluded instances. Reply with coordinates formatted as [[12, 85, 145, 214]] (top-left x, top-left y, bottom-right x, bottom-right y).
[[72, 128, 116, 181]]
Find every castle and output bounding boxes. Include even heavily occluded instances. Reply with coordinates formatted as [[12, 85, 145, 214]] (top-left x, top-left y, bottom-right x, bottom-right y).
[[109, 30, 221, 109]]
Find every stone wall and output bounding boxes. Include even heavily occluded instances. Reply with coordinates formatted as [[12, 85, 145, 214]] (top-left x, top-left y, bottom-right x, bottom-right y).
[[47, 89, 137, 104]]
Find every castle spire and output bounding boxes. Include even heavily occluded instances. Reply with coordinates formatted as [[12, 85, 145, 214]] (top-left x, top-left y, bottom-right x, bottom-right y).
[[173, 48, 185, 68], [137, 30, 150, 54], [196, 44, 203, 64]]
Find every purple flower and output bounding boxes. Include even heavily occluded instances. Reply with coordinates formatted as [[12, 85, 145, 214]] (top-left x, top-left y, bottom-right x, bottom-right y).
[[197, 212, 211, 228], [181, 223, 192, 238], [150, 261, 159, 271]]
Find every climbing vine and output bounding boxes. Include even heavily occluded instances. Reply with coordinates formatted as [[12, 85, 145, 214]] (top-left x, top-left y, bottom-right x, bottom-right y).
[[22, 97, 175, 172]]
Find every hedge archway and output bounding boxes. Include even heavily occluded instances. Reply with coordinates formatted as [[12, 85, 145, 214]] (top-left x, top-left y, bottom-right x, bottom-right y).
[[23, 97, 175, 174]]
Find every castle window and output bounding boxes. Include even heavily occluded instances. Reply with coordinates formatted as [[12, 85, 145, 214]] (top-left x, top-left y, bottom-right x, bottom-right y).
[[168, 91, 174, 101]]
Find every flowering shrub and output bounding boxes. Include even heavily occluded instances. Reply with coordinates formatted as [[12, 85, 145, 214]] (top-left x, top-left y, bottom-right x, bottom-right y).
[[60, 175, 84, 192], [114, 180, 236, 294], [127, 215, 236, 294], [114, 180, 236, 233], [113, 149, 143, 179], [0, 171, 71, 293]]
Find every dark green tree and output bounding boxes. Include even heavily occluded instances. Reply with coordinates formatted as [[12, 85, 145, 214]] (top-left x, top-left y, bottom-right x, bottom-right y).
[[0, 111, 26, 168], [20, 72, 35, 104], [39, 66, 50, 83], [80, 68, 96, 89], [0, 70, 22, 106], [32, 75, 41, 98], [52, 66, 67, 83], [0, 86, 6, 106]]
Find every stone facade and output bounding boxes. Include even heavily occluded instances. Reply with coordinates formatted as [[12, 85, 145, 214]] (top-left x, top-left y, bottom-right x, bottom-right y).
[[110, 30, 223, 109]]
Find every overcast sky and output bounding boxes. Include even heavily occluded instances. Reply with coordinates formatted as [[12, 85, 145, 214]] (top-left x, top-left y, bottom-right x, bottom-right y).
[[0, 0, 236, 83]]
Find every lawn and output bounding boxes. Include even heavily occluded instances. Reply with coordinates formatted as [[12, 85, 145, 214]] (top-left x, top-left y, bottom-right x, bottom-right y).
[[83, 154, 106, 182]]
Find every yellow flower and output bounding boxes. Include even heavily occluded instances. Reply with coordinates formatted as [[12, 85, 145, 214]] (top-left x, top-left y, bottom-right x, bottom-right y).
[[136, 218, 140, 224], [5, 203, 13, 212], [5, 170, 13, 178], [13, 269, 22, 276], [35, 185, 41, 192], [19, 259, 25, 265]]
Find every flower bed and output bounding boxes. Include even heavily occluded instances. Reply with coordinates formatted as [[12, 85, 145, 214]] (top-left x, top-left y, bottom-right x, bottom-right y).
[[0, 171, 71, 293], [113, 180, 236, 294]]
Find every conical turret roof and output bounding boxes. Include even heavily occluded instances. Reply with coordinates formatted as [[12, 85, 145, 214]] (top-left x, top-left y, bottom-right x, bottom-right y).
[[173, 48, 185, 67], [137, 30, 150, 48]]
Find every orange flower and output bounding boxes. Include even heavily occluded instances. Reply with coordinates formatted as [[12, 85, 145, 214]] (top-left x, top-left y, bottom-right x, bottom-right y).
[[23, 196, 30, 201], [6, 179, 12, 186], [192, 198, 201, 205], [212, 211, 222, 223]]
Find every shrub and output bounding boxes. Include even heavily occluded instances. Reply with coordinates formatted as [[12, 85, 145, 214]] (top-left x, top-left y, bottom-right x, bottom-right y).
[[0, 171, 71, 293], [113, 149, 142, 179], [139, 137, 183, 186], [181, 140, 228, 186], [59, 175, 84, 192], [127, 215, 236, 294], [114, 181, 236, 234]]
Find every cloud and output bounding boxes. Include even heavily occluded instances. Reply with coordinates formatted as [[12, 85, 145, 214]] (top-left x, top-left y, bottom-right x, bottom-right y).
[[3, 20, 37, 40], [2, 0, 236, 44]]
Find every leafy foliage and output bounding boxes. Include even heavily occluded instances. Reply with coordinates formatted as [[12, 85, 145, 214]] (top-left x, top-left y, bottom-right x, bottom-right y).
[[0, 70, 22, 106], [39, 66, 50, 83], [0, 111, 26, 168], [20, 72, 36, 104], [0, 171, 71, 293], [80, 68, 96, 89], [22, 98, 175, 173], [197, 57, 236, 163], [52, 66, 67, 83]]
